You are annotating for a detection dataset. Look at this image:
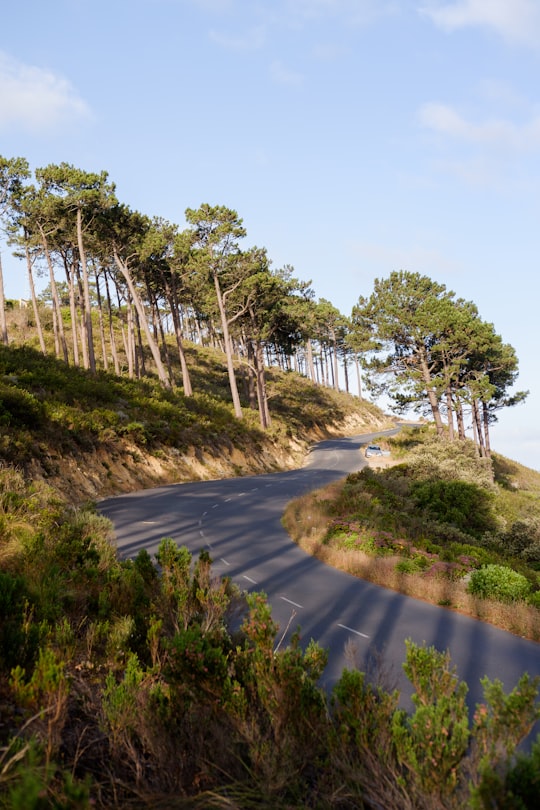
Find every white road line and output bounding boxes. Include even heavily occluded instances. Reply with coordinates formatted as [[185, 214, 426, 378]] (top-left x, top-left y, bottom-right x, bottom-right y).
[[220, 558, 230, 566], [337, 623, 369, 639], [212, 504, 219, 509], [225, 498, 232, 502], [280, 596, 303, 609], [141, 521, 157, 524], [243, 575, 258, 584]]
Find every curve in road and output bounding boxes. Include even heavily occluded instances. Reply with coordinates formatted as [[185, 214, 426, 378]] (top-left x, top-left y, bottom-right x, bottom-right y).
[[99, 430, 540, 724]]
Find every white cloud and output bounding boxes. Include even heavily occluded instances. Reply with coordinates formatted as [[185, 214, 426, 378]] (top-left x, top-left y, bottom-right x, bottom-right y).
[[419, 102, 540, 150], [0, 52, 91, 134], [269, 60, 304, 87], [419, 0, 540, 46]]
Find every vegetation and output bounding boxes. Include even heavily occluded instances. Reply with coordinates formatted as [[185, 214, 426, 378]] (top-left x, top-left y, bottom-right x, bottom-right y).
[[0, 156, 365, 433], [283, 425, 540, 639], [0, 468, 539, 809], [352, 271, 528, 458], [0, 157, 527, 454]]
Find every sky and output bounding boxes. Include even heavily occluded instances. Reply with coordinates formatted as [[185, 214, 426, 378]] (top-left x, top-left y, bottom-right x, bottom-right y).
[[1, 0, 539, 471]]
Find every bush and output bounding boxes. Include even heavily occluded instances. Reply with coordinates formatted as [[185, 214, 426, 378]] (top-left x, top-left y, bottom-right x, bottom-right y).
[[468, 564, 532, 603], [411, 479, 496, 538]]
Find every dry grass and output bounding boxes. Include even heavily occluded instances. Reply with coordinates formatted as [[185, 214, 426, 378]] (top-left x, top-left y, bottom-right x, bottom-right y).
[[282, 484, 540, 642]]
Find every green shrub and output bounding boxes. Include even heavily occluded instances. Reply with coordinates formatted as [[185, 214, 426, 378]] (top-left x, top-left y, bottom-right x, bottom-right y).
[[411, 479, 496, 538], [395, 557, 429, 575], [406, 436, 495, 490], [0, 571, 40, 672], [0, 383, 45, 428], [468, 564, 532, 603]]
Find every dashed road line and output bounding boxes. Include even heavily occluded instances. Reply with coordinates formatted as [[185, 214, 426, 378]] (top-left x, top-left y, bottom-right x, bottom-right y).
[[280, 596, 303, 609], [337, 623, 369, 639]]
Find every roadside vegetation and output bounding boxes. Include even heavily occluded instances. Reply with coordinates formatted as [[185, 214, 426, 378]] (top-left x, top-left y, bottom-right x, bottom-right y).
[[283, 425, 540, 640], [1, 467, 539, 809]]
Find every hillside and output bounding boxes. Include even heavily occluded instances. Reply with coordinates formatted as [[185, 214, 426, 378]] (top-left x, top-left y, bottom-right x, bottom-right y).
[[283, 426, 540, 639], [0, 342, 392, 503]]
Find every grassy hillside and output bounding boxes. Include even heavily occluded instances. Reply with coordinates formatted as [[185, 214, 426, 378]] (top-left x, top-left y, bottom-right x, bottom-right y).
[[0, 341, 390, 503]]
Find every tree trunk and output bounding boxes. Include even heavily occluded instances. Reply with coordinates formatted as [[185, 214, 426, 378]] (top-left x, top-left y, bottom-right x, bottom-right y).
[[63, 256, 80, 367], [24, 244, 47, 354], [0, 252, 9, 345], [472, 399, 486, 457], [354, 355, 363, 399], [343, 353, 349, 393], [104, 272, 121, 375], [39, 226, 69, 363], [76, 208, 96, 373], [418, 350, 444, 435], [481, 401, 492, 458], [113, 250, 171, 388], [255, 338, 271, 428], [456, 399, 466, 440], [165, 277, 193, 396], [213, 270, 242, 418], [94, 268, 109, 371], [446, 389, 454, 440]]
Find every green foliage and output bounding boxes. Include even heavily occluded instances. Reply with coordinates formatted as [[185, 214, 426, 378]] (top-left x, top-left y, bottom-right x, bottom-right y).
[[315, 433, 540, 605], [102, 652, 145, 745], [0, 571, 41, 672], [411, 479, 496, 538], [406, 435, 496, 491], [0, 737, 91, 810], [0, 382, 45, 428], [468, 564, 532, 603], [392, 641, 470, 798]]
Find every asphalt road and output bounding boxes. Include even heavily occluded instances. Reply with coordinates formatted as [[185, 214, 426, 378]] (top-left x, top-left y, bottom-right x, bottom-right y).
[[99, 430, 540, 724]]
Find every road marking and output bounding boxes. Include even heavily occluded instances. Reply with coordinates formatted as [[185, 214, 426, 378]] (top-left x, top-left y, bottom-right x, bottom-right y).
[[141, 521, 157, 524], [225, 498, 232, 502], [220, 558, 230, 566], [337, 623, 369, 639], [243, 575, 258, 584], [212, 503, 219, 509], [280, 596, 303, 609]]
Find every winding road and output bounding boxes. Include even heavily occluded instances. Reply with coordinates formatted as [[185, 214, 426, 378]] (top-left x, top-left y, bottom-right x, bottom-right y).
[[99, 430, 540, 719]]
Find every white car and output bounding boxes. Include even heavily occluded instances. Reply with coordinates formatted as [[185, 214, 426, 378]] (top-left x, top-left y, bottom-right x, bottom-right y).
[[364, 444, 390, 458]]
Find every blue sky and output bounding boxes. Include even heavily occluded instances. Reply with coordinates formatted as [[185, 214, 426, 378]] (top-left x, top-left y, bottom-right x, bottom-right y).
[[1, 0, 539, 470]]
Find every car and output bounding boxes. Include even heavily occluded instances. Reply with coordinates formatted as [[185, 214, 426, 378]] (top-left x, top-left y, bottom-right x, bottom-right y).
[[364, 444, 390, 458]]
